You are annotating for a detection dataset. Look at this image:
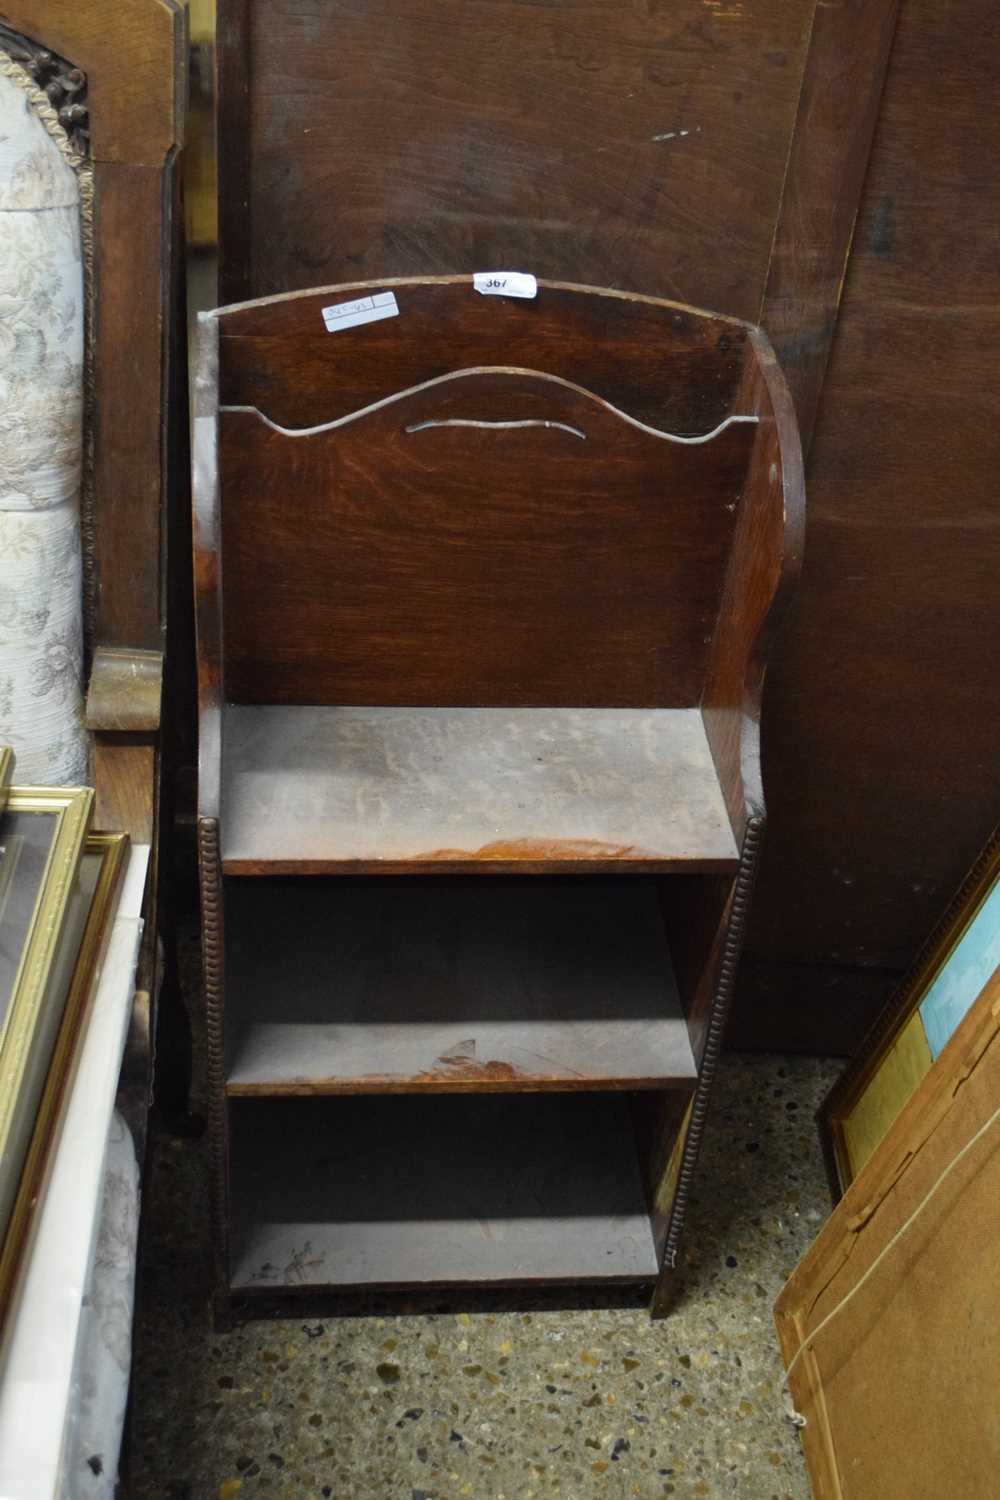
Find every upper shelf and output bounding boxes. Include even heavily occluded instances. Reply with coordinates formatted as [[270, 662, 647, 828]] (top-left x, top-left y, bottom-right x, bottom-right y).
[[195, 280, 806, 846], [221, 704, 739, 875]]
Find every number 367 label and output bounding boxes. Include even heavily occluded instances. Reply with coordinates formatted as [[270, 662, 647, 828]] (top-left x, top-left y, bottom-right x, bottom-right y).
[[473, 271, 538, 300]]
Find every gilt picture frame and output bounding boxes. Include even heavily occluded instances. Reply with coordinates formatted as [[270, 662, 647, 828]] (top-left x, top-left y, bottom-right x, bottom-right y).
[[0, 786, 93, 1257], [819, 824, 1000, 1197], [0, 826, 129, 1317]]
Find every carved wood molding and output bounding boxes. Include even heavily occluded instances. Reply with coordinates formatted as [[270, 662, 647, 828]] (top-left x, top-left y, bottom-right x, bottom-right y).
[[85, 647, 164, 733], [0, 20, 88, 155], [651, 814, 767, 1315]]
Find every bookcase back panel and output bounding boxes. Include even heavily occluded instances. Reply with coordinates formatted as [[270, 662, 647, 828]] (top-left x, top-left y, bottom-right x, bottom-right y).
[[219, 369, 754, 707], [216, 280, 748, 436]]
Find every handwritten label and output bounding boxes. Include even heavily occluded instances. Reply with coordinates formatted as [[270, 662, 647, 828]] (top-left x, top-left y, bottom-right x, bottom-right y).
[[473, 271, 538, 300], [321, 290, 399, 333]]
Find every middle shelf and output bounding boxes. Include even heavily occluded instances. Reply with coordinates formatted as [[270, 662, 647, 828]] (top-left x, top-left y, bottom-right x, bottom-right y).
[[224, 876, 698, 1095]]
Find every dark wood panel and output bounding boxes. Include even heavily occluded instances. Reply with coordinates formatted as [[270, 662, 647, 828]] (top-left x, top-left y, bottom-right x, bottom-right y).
[[215, 0, 251, 302], [226, 0, 815, 314], [224, 877, 697, 1093], [703, 329, 805, 839], [741, 0, 1000, 1044], [219, 368, 753, 707], [728, 959, 900, 1057], [92, 161, 169, 649], [229, 1093, 660, 1289], [760, 0, 902, 450], [218, 279, 748, 434], [220, 706, 739, 875]]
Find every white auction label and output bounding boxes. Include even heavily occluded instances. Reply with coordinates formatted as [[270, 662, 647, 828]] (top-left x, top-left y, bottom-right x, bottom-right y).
[[473, 271, 538, 300], [321, 290, 399, 332]]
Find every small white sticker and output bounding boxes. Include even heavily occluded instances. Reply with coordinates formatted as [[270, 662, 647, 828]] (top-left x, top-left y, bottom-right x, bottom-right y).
[[321, 290, 399, 333], [473, 271, 538, 300]]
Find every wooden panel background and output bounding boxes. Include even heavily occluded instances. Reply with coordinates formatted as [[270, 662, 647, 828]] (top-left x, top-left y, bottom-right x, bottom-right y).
[[735, 0, 1000, 1049], [216, 0, 1000, 1051], [220, 0, 816, 317]]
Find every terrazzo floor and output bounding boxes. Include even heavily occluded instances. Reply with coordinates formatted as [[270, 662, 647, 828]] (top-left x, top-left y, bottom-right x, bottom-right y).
[[130, 1037, 839, 1500]]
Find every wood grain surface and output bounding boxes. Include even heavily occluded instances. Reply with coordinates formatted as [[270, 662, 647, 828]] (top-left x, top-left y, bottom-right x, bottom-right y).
[[760, 0, 902, 451], [221, 706, 739, 875], [219, 368, 754, 708], [745, 0, 1000, 1038], [220, 0, 814, 312], [216, 279, 748, 434], [212, 0, 999, 1057]]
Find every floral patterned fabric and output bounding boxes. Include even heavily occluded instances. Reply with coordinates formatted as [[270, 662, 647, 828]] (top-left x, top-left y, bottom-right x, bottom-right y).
[[0, 70, 89, 784]]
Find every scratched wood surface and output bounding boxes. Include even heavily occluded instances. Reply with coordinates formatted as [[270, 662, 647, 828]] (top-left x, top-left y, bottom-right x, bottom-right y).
[[221, 706, 739, 875], [218, 0, 815, 315], [223, 877, 697, 1093], [219, 368, 754, 708], [228, 1093, 660, 1289]]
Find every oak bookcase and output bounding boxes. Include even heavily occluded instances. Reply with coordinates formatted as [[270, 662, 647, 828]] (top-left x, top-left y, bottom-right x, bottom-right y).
[[192, 277, 804, 1321]]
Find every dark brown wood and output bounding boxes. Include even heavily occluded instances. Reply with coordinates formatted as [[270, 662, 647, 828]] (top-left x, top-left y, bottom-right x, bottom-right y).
[[702, 329, 806, 841], [220, 0, 816, 317], [214, 0, 249, 303], [728, 959, 900, 1057], [229, 1094, 660, 1291], [219, 368, 754, 708], [759, 0, 903, 450], [217, 279, 747, 435], [195, 281, 803, 1311], [91, 160, 169, 651], [742, 0, 1000, 1049], [224, 877, 698, 1094], [216, 0, 998, 1062], [91, 740, 155, 842]]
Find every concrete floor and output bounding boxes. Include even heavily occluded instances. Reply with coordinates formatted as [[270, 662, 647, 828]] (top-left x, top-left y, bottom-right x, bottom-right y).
[[130, 1042, 838, 1500]]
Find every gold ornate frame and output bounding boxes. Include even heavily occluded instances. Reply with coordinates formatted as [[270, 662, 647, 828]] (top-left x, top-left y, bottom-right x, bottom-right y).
[[0, 749, 11, 813], [0, 825, 129, 1318], [819, 823, 1000, 1197], [0, 786, 93, 1245]]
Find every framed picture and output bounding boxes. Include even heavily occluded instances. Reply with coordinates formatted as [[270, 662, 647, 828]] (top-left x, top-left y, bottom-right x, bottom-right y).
[[819, 824, 1000, 1197], [0, 786, 94, 1258], [777, 962, 1000, 1500], [0, 825, 129, 1314]]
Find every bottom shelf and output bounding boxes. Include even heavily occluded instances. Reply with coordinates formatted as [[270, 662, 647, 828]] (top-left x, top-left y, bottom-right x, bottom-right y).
[[229, 1093, 662, 1291]]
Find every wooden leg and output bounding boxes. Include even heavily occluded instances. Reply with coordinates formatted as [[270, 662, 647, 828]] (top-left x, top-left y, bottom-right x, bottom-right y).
[[649, 1262, 681, 1320]]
